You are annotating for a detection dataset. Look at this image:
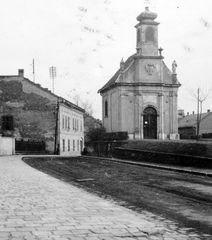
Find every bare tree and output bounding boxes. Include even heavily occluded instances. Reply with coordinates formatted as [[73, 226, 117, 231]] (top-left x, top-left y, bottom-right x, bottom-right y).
[[187, 87, 212, 141], [70, 94, 95, 116], [80, 99, 95, 116]]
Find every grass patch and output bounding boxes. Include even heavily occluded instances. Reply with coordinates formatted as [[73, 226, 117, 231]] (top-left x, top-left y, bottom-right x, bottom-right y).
[[120, 140, 212, 157]]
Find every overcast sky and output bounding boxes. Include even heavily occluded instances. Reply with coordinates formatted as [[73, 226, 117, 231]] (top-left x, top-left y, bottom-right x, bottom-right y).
[[0, 0, 212, 119]]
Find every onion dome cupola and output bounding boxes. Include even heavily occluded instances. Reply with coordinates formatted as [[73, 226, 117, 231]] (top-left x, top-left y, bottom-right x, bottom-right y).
[[135, 7, 159, 57]]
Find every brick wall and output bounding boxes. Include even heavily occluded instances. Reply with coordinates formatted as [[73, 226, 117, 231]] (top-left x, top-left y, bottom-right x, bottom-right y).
[[0, 78, 57, 153]]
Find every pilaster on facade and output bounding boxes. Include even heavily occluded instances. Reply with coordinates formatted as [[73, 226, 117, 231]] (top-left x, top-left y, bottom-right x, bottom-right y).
[[134, 93, 140, 139], [169, 91, 174, 134], [158, 92, 165, 140], [118, 88, 122, 132]]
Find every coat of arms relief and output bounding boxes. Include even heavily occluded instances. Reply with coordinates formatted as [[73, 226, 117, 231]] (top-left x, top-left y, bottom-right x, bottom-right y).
[[145, 63, 155, 75]]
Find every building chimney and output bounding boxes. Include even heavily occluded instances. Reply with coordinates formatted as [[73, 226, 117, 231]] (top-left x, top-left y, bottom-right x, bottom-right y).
[[207, 109, 210, 112], [18, 69, 24, 77]]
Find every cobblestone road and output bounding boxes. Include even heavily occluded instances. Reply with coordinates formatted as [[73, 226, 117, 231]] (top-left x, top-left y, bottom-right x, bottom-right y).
[[0, 156, 211, 240]]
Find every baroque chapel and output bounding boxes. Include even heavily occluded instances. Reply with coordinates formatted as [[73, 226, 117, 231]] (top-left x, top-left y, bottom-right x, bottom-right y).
[[98, 7, 181, 140]]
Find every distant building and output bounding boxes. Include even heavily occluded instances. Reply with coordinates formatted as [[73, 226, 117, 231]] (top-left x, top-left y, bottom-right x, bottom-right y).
[[84, 113, 102, 141], [0, 69, 84, 155], [98, 7, 181, 140], [178, 110, 212, 139], [178, 109, 185, 120]]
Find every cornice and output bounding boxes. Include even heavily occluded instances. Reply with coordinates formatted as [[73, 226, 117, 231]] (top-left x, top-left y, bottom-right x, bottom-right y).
[[134, 55, 164, 60], [99, 81, 181, 94]]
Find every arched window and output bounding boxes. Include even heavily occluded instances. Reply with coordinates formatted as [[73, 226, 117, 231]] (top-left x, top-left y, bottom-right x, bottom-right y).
[[145, 27, 154, 42], [105, 100, 108, 117]]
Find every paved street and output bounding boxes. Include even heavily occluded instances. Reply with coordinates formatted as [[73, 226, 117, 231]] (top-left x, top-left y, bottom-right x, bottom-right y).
[[0, 156, 211, 240]]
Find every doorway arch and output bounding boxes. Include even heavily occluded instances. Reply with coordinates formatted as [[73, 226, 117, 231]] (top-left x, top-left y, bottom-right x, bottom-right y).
[[143, 107, 157, 139]]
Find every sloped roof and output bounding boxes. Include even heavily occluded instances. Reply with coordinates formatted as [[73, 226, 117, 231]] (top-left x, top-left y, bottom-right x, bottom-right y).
[[178, 112, 211, 128], [0, 73, 84, 113], [22, 77, 85, 113], [98, 54, 136, 93]]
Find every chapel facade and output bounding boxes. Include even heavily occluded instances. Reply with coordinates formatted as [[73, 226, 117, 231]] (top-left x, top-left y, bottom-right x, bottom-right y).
[[98, 7, 181, 140]]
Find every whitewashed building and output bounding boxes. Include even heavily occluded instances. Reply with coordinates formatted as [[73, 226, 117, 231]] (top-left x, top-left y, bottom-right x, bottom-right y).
[[59, 100, 84, 156]]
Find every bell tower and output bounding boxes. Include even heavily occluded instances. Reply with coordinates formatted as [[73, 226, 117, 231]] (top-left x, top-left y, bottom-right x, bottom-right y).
[[135, 7, 159, 56]]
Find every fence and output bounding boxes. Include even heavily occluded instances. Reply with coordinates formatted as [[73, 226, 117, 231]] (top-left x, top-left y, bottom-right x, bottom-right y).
[[15, 140, 45, 154]]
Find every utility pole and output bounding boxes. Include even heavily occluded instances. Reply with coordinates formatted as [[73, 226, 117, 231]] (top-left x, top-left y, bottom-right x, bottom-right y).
[[54, 98, 60, 154], [33, 59, 35, 82], [196, 88, 200, 141], [49, 66, 56, 93]]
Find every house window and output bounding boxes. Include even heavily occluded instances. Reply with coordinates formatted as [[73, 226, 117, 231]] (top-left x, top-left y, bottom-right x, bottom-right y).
[[68, 139, 70, 151], [62, 115, 65, 129], [62, 139, 65, 152], [73, 140, 75, 151], [105, 100, 108, 117], [2, 116, 13, 131], [80, 121, 82, 132], [72, 118, 74, 131], [68, 117, 70, 129], [73, 119, 78, 132], [65, 116, 67, 129]]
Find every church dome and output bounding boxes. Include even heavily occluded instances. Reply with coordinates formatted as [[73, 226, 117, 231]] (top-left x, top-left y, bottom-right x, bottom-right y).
[[136, 7, 157, 22]]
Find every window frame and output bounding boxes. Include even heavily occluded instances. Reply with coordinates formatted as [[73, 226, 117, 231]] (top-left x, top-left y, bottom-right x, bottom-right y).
[[62, 139, 65, 152], [73, 140, 75, 151], [104, 100, 108, 118], [2, 115, 14, 131], [68, 139, 70, 151]]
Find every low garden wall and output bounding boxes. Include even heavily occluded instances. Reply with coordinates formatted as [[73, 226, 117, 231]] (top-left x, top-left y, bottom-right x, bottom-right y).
[[84, 140, 212, 169], [84, 140, 128, 157], [0, 136, 15, 155]]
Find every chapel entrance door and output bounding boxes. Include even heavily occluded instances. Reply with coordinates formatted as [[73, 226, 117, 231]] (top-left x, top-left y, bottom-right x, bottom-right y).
[[143, 107, 157, 139]]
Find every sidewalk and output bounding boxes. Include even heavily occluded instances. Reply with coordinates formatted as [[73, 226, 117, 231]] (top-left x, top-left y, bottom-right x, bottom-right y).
[[0, 155, 211, 240]]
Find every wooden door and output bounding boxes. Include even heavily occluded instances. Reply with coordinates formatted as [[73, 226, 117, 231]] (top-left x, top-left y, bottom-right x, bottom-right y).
[[143, 107, 157, 139]]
